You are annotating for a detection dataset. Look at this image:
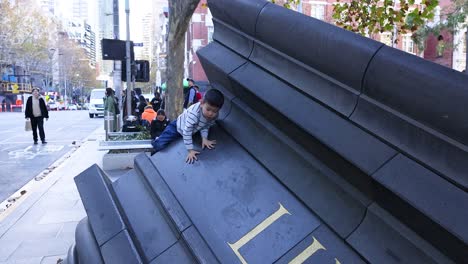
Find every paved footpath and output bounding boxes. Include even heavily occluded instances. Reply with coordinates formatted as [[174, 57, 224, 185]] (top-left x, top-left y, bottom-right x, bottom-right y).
[[0, 128, 111, 264]]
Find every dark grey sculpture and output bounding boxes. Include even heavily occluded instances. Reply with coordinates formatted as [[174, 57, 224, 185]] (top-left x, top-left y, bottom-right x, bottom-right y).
[[64, 0, 468, 263]]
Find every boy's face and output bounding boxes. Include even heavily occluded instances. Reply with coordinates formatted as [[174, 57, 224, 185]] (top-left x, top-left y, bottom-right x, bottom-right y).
[[201, 101, 220, 120], [157, 115, 165, 121]]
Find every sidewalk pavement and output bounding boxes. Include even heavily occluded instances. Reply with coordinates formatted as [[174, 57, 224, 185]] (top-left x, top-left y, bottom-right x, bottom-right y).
[[0, 128, 127, 264]]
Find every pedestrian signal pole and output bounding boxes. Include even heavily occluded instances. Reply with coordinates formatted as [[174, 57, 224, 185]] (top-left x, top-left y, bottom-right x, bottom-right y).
[[125, 0, 132, 117]]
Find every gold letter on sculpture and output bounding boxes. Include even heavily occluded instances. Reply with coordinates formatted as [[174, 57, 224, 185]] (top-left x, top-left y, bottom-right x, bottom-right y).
[[289, 236, 326, 264], [227, 203, 343, 264], [228, 203, 291, 264]]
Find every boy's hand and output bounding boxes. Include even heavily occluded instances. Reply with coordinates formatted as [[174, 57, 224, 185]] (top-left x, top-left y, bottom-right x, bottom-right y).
[[202, 138, 216, 150], [186, 149, 200, 164]]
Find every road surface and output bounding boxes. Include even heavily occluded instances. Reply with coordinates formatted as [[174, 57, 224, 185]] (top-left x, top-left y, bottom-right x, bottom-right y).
[[0, 110, 103, 202]]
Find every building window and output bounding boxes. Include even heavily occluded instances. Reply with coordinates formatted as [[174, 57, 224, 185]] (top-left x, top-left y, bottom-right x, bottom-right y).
[[311, 4, 325, 20], [402, 35, 414, 54], [192, 39, 202, 51], [207, 26, 214, 43], [192, 13, 202, 23], [436, 35, 445, 57], [380, 33, 392, 46]]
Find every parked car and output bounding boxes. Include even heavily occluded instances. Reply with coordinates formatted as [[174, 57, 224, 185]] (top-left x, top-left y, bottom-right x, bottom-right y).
[[58, 103, 66, 110], [48, 101, 58, 111], [67, 104, 78, 110]]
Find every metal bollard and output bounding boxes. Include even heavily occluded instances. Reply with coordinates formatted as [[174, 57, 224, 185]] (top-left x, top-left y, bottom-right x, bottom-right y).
[[104, 111, 115, 141], [115, 114, 121, 132]]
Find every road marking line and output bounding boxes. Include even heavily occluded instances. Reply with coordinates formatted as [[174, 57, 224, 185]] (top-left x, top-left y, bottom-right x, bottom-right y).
[[0, 146, 80, 221], [0, 135, 21, 144], [0, 140, 79, 145]]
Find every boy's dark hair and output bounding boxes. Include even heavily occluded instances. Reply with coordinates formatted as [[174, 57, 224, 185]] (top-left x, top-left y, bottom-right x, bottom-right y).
[[157, 109, 166, 116], [203, 89, 224, 108]]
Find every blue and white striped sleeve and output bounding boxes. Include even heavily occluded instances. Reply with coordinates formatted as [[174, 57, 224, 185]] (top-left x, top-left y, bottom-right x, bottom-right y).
[[182, 109, 198, 150], [200, 127, 209, 139]]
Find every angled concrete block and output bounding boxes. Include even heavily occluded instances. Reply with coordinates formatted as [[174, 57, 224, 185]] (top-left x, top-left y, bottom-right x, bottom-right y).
[[100, 230, 142, 264], [134, 154, 192, 233], [74, 165, 125, 246], [149, 241, 196, 264], [112, 169, 178, 261], [153, 129, 321, 264]]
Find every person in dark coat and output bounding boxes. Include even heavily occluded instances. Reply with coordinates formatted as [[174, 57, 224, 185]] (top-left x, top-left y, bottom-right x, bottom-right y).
[[150, 109, 170, 139], [104, 88, 118, 132], [183, 78, 198, 109], [134, 88, 147, 120], [150, 91, 162, 111], [25, 88, 49, 144]]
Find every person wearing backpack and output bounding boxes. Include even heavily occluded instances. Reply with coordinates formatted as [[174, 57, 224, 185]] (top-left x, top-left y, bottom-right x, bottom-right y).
[[150, 91, 162, 111], [194, 85, 202, 102], [135, 88, 147, 120], [183, 79, 199, 109]]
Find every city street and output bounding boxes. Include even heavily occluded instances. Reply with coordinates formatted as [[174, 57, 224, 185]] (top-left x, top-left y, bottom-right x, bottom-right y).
[[0, 110, 102, 202]]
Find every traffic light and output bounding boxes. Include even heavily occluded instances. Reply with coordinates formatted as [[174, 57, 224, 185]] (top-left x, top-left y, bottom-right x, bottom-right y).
[[121, 60, 150, 82], [135, 60, 150, 82], [102, 39, 135, 61]]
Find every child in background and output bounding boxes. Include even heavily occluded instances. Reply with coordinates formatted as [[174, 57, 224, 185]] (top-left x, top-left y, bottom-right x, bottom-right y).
[[150, 109, 170, 139], [142, 105, 157, 124]]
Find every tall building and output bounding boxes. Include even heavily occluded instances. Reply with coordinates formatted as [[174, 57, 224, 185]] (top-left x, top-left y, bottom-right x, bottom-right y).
[[72, 0, 88, 21], [36, 0, 55, 15], [152, 4, 168, 86], [96, 0, 115, 82], [84, 23, 97, 68], [71, 0, 96, 69], [136, 13, 153, 61], [65, 20, 96, 68]]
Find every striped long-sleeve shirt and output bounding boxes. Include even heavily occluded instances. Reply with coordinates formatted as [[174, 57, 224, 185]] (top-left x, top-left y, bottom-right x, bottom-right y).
[[177, 102, 217, 150]]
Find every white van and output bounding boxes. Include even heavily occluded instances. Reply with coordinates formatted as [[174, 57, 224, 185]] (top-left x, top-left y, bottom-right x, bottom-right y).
[[88, 88, 106, 118]]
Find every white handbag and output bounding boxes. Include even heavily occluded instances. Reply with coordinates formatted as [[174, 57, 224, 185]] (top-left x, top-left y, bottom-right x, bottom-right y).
[[25, 119, 32, 131]]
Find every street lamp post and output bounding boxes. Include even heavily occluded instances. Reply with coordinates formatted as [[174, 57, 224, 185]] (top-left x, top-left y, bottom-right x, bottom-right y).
[[113, 0, 122, 130], [9, 52, 16, 82], [47, 48, 55, 92], [125, 0, 132, 116], [58, 52, 68, 107]]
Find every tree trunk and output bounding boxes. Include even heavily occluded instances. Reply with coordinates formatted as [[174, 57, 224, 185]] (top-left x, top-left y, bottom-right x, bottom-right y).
[[166, 0, 200, 120]]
